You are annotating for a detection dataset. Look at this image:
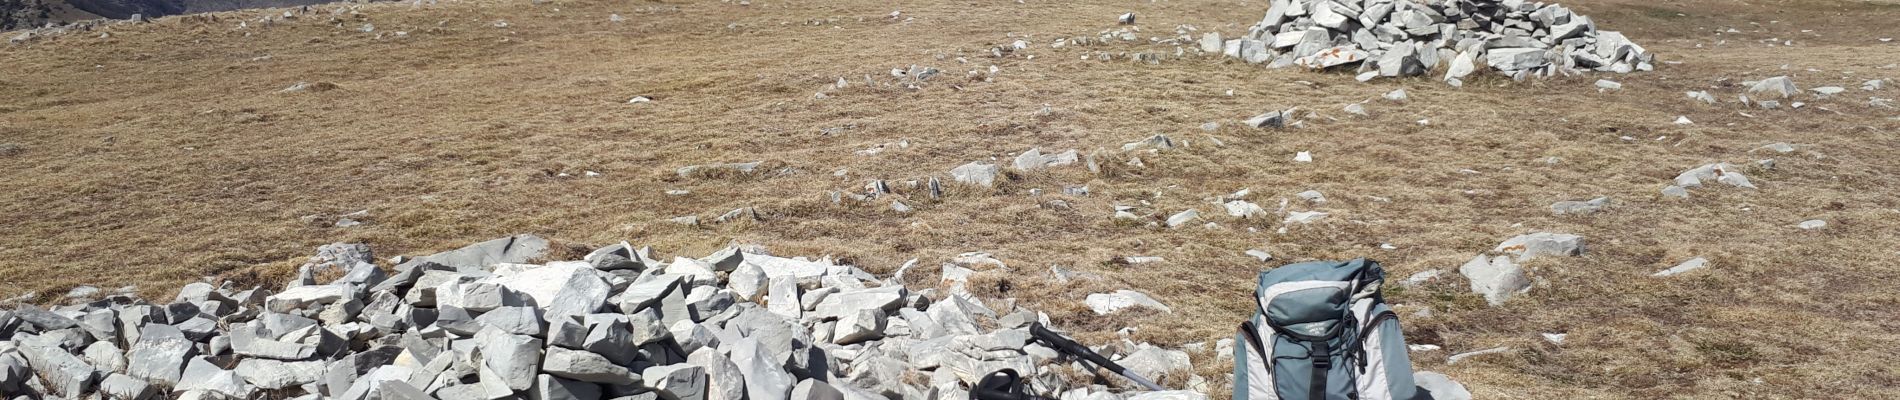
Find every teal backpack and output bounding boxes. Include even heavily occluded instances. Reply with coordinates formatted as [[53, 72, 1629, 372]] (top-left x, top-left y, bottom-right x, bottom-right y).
[[1232, 259, 1424, 400]]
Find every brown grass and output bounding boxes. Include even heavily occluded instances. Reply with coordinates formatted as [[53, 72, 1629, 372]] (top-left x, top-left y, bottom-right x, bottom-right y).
[[4, 0, 1900, 397]]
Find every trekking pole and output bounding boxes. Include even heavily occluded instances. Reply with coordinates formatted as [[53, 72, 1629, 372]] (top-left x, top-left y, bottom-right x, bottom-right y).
[[1027, 322, 1167, 391]]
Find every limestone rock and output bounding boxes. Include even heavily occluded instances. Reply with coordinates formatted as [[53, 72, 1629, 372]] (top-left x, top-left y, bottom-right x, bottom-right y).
[[1749, 76, 1798, 98], [1460, 255, 1528, 306], [951, 162, 1001, 187], [1493, 232, 1585, 261], [1653, 257, 1709, 277], [1084, 290, 1171, 314]]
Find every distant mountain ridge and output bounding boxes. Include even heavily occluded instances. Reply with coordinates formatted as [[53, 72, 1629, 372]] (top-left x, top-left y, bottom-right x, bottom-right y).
[[3, 0, 338, 30]]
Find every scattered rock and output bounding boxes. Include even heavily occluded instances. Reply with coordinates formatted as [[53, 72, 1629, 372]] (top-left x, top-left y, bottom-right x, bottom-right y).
[[1460, 255, 1528, 306], [1085, 290, 1171, 314], [1493, 232, 1585, 261], [1797, 219, 1827, 230], [1748, 76, 1798, 98], [1446, 346, 1511, 365], [1653, 257, 1709, 277], [951, 162, 1001, 187], [1283, 211, 1328, 225], [1549, 197, 1609, 215], [1675, 163, 1756, 189], [1244, 108, 1297, 128], [1165, 209, 1201, 228], [1686, 90, 1716, 104]]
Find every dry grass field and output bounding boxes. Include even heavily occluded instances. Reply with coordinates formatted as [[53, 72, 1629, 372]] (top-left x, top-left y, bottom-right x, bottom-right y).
[[4, 0, 1900, 397]]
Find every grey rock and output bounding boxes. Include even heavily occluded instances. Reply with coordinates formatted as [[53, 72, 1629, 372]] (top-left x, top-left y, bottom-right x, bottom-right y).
[[125, 324, 197, 386], [644, 364, 708, 400], [1549, 196, 1609, 215], [1083, 290, 1170, 314], [1686, 90, 1716, 104], [625, 308, 673, 345], [99, 372, 156, 400], [669, 320, 719, 355], [1446, 346, 1511, 365], [581, 314, 639, 365], [1243, 109, 1294, 129], [474, 306, 547, 337], [543, 346, 640, 385], [1485, 48, 1548, 70], [616, 274, 689, 326], [728, 262, 769, 303], [412, 234, 550, 273], [266, 284, 351, 313], [1283, 211, 1328, 225], [14, 307, 79, 330], [1460, 255, 1528, 306], [18, 339, 100, 397], [730, 338, 794, 400], [83, 341, 127, 374], [766, 276, 801, 319], [811, 287, 905, 320], [531, 373, 604, 400], [1164, 209, 1200, 228], [586, 242, 646, 272], [491, 262, 611, 318], [1414, 371, 1472, 400], [476, 326, 545, 391], [177, 356, 245, 398], [1675, 163, 1755, 189], [1119, 346, 1191, 382], [231, 322, 316, 360], [950, 162, 1001, 187], [831, 308, 887, 345], [1653, 257, 1709, 277], [790, 378, 844, 400], [1493, 232, 1585, 261], [237, 358, 327, 390], [439, 281, 526, 313], [687, 347, 746, 400], [1661, 185, 1689, 198], [1199, 32, 1223, 53], [1748, 76, 1798, 98]]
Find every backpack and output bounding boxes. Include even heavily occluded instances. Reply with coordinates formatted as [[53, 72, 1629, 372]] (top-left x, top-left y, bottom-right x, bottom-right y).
[[1231, 258, 1423, 400]]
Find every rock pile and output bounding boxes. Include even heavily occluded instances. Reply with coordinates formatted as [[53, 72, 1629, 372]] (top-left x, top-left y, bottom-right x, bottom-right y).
[[0, 236, 1205, 400], [1218, 0, 1653, 85]]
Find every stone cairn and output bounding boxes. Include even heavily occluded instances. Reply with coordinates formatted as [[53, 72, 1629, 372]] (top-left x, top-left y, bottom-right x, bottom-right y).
[[1206, 0, 1654, 86], [0, 235, 1204, 400]]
